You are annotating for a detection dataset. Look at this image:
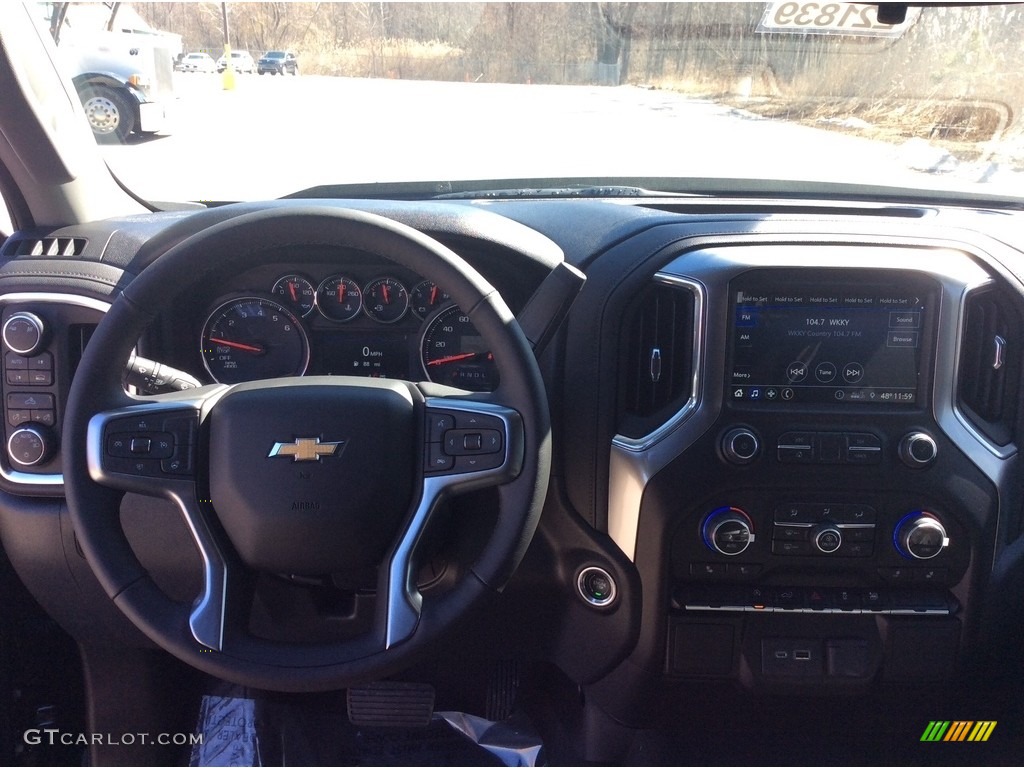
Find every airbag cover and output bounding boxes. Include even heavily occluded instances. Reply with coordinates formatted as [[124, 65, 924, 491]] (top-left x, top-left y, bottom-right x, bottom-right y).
[[208, 378, 415, 574]]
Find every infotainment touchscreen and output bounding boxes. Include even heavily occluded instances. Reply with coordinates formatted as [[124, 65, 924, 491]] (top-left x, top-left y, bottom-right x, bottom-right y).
[[728, 276, 931, 405]]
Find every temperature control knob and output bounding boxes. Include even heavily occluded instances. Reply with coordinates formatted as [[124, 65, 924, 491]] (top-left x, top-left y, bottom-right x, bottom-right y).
[[894, 512, 949, 560], [2, 312, 46, 356], [720, 427, 760, 465], [7, 425, 54, 467], [702, 506, 755, 556]]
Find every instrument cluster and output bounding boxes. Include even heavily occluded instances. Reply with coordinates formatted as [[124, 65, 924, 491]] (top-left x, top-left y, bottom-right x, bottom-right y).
[[198, 269, 497, 391]]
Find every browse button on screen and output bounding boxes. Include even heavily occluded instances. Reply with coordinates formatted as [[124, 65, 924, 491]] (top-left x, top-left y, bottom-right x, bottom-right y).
[[887, 330, 919, 348]]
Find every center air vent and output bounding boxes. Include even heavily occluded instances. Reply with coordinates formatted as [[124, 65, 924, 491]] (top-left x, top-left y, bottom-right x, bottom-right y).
[[957, 286, 1022, 447], [618, 278, 698, 439]]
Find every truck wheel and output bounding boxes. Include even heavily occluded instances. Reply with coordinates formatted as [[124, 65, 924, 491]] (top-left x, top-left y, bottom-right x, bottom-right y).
[[79, 86, 135, 142]]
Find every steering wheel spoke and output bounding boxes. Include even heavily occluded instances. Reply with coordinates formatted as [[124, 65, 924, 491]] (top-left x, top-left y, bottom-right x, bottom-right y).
[[86, 386, 225, 495], [386, 395, 523, 648]]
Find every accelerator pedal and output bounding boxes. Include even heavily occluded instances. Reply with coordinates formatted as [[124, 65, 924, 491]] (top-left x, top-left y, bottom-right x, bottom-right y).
[[347, 681, 436, 728]]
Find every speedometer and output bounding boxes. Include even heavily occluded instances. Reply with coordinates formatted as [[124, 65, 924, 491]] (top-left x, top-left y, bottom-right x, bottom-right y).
[[420, 305, 498, 391], [201, 296, 310, 384]]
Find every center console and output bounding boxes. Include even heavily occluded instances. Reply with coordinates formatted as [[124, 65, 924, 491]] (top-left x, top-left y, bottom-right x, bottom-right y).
[[609, 243, 1003, 690]]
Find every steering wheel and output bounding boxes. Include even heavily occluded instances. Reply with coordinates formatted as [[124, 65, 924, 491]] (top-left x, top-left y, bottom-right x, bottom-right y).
[[63, 207, 551, 691]]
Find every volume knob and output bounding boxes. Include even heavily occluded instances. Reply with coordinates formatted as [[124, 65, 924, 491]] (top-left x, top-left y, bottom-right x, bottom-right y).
[[721, 427, 760, 465]]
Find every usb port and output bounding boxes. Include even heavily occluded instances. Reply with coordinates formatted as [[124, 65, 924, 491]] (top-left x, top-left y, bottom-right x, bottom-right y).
[[794, 649, 812, 661]]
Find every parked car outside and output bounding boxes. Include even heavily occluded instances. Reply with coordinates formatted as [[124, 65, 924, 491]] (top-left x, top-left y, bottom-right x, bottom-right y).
[[179, 51, 215, 73], [257, 50, 298, 75], [217, 50, 256, 74]]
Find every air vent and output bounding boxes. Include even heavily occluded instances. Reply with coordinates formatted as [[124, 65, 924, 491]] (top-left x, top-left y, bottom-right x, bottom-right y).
[[1, 237, 87, 258], [957, 287, 1022, 447], [618, 279, 697, 439]]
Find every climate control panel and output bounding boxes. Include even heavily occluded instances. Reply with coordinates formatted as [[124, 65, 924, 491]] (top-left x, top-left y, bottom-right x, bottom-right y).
[[680, 494, 967, 598]]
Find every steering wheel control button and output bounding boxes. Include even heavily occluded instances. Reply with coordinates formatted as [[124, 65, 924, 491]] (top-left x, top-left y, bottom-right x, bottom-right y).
[[426, 443, 454, 472], [894, 512, 950, 560], [427, 412, 454, 442], [2, 312, 47, 356], [425, 408, 509, 475], [898, 431, 938, 468], [7, 426, 52, 466], [577, 566, 617, 608], [702, 507, 755, 556], [721, 427, 760, 465], [103, 410, 198, 478]]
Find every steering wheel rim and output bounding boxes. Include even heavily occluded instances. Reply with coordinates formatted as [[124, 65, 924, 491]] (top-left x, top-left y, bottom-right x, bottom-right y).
[[63, 206, 551, 691]]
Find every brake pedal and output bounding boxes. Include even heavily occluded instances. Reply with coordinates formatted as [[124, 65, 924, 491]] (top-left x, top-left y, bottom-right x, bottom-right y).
[[347, 681, 435, 728]]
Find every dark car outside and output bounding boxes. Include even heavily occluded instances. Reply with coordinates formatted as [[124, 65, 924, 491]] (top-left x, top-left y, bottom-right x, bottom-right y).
[[257, 50, 298, 76]]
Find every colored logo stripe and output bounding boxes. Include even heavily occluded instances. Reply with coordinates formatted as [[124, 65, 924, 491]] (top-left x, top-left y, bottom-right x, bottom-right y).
[[921, 721, 949, 741], [921, 720, 996, 742], [968, 721, 997, 742]]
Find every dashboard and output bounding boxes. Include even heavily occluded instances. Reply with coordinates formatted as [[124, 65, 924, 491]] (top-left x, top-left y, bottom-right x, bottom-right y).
[[1, 197, 1023, 761]]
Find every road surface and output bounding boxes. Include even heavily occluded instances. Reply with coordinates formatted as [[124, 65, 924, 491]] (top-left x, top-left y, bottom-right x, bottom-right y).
[[99, 73, 1019, 203]]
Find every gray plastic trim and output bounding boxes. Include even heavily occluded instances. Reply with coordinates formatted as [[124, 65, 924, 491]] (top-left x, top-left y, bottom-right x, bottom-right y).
[[0, 292, 111, 487]]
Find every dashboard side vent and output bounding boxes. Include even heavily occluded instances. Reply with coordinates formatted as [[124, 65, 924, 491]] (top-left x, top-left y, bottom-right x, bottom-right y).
[[618, 279, 697, 439], [2, 237, 87, 258], [957, 287, 1022, 447]]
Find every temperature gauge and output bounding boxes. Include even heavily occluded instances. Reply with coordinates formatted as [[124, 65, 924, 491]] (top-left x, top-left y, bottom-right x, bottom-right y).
[[316, 275, 362, 322]]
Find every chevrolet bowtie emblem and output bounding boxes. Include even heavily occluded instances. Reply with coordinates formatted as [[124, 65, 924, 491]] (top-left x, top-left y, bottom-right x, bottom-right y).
[[268, 437, 344, 462]]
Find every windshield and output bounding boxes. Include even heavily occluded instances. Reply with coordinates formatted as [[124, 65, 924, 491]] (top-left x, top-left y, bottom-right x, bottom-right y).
[[45, 2, 1024, 203]]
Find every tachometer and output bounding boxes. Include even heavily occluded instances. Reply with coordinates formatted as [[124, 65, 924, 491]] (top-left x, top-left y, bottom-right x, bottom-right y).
[[420, 305, 498, 391], [201, 296, 310, 384]]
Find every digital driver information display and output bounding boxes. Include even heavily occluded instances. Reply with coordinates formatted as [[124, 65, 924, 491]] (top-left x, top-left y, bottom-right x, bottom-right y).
[[728, 283, 928, 405]]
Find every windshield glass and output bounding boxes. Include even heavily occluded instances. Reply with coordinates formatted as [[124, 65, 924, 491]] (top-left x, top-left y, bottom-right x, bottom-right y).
[[43, 1, 1024, 203]]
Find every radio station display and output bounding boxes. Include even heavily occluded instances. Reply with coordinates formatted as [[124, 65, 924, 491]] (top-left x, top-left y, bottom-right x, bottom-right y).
[[728, 281, 930, 405]]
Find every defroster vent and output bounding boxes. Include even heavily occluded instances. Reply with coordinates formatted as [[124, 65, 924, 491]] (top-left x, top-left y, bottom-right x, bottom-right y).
[[958, 286, 1022, 447], [618, 279, 698, 439]]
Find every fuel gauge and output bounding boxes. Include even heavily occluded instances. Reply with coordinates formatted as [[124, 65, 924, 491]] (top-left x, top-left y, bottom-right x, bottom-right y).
[[363, 277, 409, 324]]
